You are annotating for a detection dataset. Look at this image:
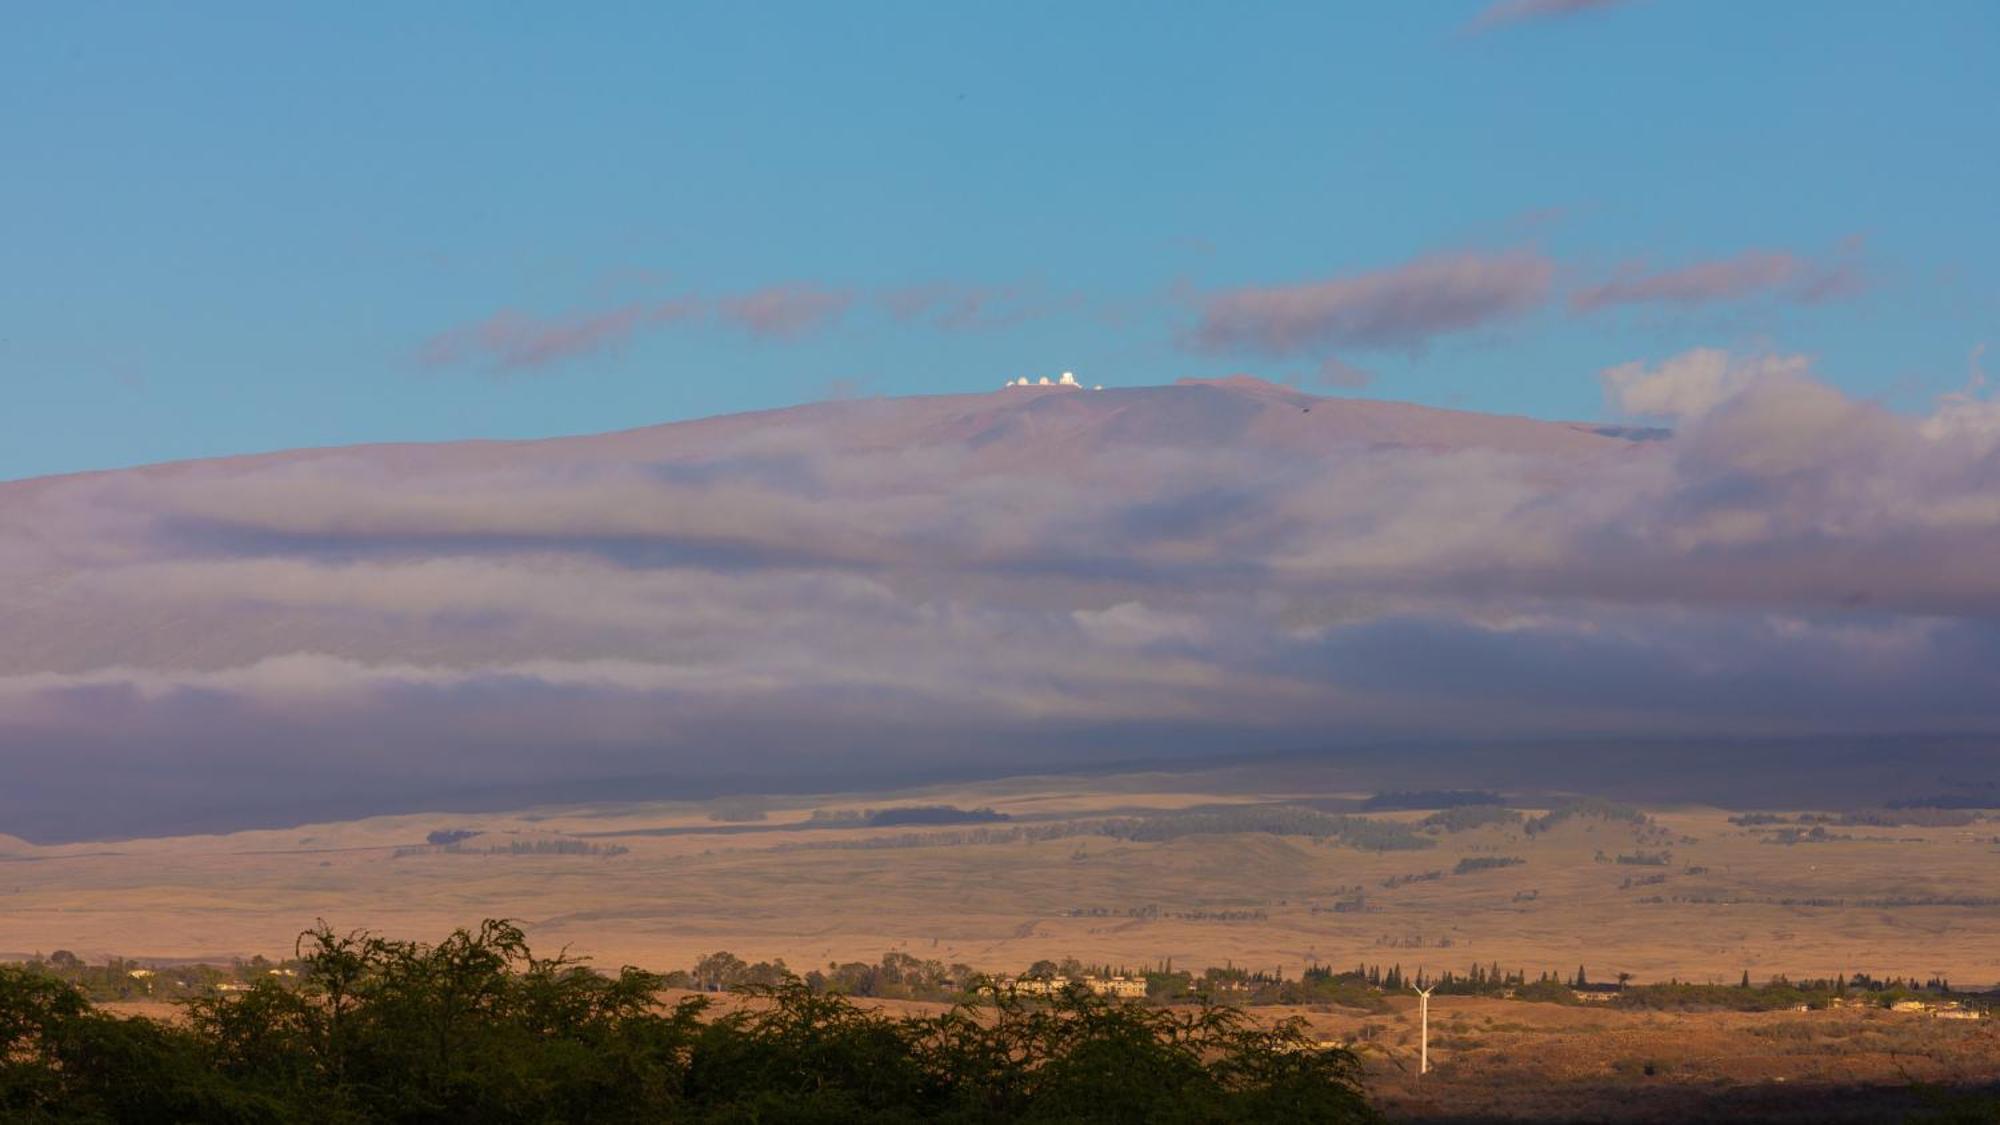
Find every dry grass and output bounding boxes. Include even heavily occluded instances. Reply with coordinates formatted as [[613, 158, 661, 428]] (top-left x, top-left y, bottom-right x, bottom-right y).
[[3, 771, 1998, 996]]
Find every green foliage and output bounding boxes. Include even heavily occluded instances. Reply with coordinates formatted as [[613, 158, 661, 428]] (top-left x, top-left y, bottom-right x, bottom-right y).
[[0, 921, 1377, 1124]]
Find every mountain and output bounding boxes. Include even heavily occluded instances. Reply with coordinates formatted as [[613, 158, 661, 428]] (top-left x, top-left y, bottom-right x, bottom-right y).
[[2, 375, 1996, 841]]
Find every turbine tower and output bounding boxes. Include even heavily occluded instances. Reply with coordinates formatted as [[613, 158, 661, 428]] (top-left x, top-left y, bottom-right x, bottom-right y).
[[1415, 983, 1435, 1078]]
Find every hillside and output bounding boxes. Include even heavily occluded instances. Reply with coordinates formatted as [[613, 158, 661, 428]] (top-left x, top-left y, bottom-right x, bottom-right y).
[[1, 374, 1996, 841]]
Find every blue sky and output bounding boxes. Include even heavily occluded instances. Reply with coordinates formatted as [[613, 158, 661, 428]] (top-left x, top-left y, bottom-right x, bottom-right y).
[[3, 0, 1995, 480]]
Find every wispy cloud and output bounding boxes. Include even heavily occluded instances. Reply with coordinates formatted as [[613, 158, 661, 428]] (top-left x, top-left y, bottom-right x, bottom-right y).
[[880, 282, 1086, 332], [419, 282, 857, 371], [1315, 356, 1374, 389], [718, 284, 856, 341], [417, 299, 702, 371], [1186, 251, 1553, 357], [1465, 0, 1631, 34], [1570, 246, 1867, 313]]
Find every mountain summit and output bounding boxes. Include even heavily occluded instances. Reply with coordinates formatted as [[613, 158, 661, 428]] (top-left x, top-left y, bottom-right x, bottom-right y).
[[1, 375, 1995, 840]]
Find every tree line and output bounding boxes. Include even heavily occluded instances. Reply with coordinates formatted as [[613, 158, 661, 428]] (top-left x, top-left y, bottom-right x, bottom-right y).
[[0, 919, 1375, 1124]]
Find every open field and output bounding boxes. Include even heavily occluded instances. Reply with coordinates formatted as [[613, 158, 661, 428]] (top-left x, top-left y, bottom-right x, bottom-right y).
[[1316, 995, 2000, 1122], [6, 767, 1998, 995]]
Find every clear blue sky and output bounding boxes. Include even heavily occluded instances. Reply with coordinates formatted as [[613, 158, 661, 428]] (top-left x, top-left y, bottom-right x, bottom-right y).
[[3, 1, 1994, 479]]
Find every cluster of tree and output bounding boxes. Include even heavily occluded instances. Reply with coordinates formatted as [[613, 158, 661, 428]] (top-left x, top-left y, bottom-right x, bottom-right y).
[[0, 920, 1376, 1123], [0, 952, 292, 1005], [675, 951, 796, 994], [1358, 790, 1503, 811], [1760, 826, 1852, 845], [801, 804, 1017, 828], [1097, 807, 1432, 852], [782, 824, 1056, 851], [1732, 808, 1983, 828], [1451, 856, 1524, 875], [1611, 972, 1980, 1013], [1613, 850, 1671, 866], [1059, 907, 1268, 924], [394, 839, 629, 859], [1418, 805, 1522, 833], [866, 806, 1010, 828], [1727, 813, 1789, 826], [1522, 798, 1651, 837], [786, 805, 1433, 854], [1831, 808, 1979, 828], [1639, 892, 2000, 909], [828, 954, 954, 998]]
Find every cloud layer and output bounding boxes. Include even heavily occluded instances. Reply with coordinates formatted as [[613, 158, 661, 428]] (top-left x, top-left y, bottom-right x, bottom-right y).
[[1570, 247, 1866, 312], [1187, 252, 1554, 357], [1465, 0, 1632, 34], [5, 368, 1999, 840]]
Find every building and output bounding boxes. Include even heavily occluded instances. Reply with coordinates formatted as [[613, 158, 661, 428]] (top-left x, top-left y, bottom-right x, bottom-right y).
[[1002, 372, 1098, 390], [1084, 975, 1148, 999], [1000, 974, 1147, 1000]]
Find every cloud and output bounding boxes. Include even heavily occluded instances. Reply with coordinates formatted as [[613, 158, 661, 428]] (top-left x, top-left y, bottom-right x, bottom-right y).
[[1465, 0, 1631, 34], [880, 283, 1087, 332], [1570, 247, 1866, 312], [419, 282, 856, 371], [881, 283, 1013, 330], [717, 284, 855, 341], [1186, 252, 1553, 358], [1315, 357, 1374, 390], [1600, 348, 1810, 420], [8, 365, 2000, 840], [417, 299, 702, 371]]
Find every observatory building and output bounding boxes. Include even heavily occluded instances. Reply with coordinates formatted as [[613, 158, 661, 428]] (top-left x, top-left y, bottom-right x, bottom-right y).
[[1003, 372, 1102, 390]]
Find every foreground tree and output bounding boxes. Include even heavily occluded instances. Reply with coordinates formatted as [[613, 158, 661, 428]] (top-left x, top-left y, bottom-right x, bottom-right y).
[[2, 921, 1376, 1123]]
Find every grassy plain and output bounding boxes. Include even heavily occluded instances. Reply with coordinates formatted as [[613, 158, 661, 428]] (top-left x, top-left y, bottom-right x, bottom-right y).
[[4, 769, 1998, 994]]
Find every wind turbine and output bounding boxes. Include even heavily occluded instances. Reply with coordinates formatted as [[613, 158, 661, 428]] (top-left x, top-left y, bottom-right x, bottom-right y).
[[1415, 983, 1435, 1078]]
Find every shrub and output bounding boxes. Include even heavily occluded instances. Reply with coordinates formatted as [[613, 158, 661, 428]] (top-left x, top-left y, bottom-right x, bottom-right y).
[[2, 920, 1379, 1123]]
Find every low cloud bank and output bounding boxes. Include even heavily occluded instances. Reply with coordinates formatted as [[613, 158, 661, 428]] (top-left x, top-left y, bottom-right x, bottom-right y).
[[4, 361, 1998, 839]]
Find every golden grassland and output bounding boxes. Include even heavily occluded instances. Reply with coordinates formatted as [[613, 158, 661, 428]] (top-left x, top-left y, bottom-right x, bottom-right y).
[[4, 770, 1998, 992]]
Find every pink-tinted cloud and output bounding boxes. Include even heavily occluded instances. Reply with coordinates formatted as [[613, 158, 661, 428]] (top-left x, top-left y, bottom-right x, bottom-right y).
[[1188, 252, 1553, 357], [13, 365, 2000, 841], [880, 282, 1086, 332], [419, 299, 702, 371], [1315, 357, 1374, 390], [718, 284, 855, 341], [1599, 348, 1811, 419], [1466, 0, 1631, 33], [1570, 248, 1866, 312], [881, 282, 1011, 330]]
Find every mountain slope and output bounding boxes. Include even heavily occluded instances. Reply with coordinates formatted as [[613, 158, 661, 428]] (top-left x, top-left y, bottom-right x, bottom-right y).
[[2, 374, 1996, 841]]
